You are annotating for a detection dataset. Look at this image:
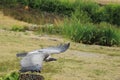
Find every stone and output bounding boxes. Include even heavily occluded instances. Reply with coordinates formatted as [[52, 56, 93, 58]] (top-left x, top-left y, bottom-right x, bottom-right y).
[[19, 74, 44, 80]]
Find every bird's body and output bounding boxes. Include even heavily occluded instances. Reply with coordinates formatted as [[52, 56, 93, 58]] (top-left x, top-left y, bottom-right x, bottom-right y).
[[17, 43, 70, 73]]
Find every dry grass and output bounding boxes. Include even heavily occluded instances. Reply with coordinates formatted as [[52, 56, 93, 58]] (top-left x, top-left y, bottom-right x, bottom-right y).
[[0, 6, 63, 26], [95, 0, 120, 4], [0, 11, 29, 29], [0, 10, 120, 80]]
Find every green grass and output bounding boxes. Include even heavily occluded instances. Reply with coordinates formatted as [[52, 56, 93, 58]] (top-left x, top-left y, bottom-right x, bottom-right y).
[[37, 17, 120, 46], [0, 72, 19, 80]]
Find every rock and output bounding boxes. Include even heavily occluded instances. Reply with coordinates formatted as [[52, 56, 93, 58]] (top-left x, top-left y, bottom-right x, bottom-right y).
[[19, 74, 44, 80]]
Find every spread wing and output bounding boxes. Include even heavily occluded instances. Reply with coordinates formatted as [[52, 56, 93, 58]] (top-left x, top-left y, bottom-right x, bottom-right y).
[[17, 43, 70, 57], [37, 42, 70, 54]]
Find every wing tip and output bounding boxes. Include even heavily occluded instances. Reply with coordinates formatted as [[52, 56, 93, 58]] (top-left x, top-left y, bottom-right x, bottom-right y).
[[60, 42, 70, 53], [66, 42, 70, 49], [16, 52, 27, 57], [67, 42, 70, 47]]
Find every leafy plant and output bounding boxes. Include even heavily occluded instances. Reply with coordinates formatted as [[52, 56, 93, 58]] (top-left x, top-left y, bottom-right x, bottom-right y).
[[3, 72, 19, 80]]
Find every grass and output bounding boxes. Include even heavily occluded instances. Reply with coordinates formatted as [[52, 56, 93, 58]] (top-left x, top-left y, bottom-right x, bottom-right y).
[[2, 0, 120, 46], [0, 11, 29, 29], [0, 1, 120, 80], [0, 29, 120, 80], [38, 18, 120, 46]]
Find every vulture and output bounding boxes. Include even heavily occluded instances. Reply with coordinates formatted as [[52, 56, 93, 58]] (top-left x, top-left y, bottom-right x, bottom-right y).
[[16, 43, 70, 73]]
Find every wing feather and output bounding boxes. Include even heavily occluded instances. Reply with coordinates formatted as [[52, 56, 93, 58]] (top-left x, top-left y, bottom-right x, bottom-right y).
[[16, 52, 27, 57], [37, 42, 70, 54], [21, 53, 44, 68]]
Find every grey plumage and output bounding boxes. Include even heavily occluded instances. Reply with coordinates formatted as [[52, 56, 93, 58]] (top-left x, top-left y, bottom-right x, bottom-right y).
[[17, 43, 70, 73]]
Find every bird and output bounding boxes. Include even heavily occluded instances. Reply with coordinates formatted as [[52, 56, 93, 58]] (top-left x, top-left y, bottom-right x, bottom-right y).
[[16, 43, 70, 73]]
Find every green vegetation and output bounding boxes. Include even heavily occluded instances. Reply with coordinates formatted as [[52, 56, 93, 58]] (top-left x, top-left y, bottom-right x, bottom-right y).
[[1, 0, 120, 46], [1, 0, 120, 26], [1, 72, 19, 80], [38, 18, 120, 46], [65, 21, 120, 46], [10, 25, 28, 32]]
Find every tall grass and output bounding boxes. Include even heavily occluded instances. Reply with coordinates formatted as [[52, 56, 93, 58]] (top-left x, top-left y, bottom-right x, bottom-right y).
[[38, 17, 120, 46], [61, 18, 120, 46]]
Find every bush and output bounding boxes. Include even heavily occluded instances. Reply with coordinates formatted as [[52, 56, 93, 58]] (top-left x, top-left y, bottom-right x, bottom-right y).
[[1, 0, 120, 26], [0, 0, 18, 7], [71, 1, 100, 22], [97, 22, 120, 46], [17, 0, 74, 16], [72, 10, 91, 23], [18, 0, 42, 8], [86, 4, 120, 26], [77, 1, 100, 22], [92, 7, 107, 23], [39, 0, 74, 16], [72, 1, 120, 26], [104, 4, 120, 26]]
